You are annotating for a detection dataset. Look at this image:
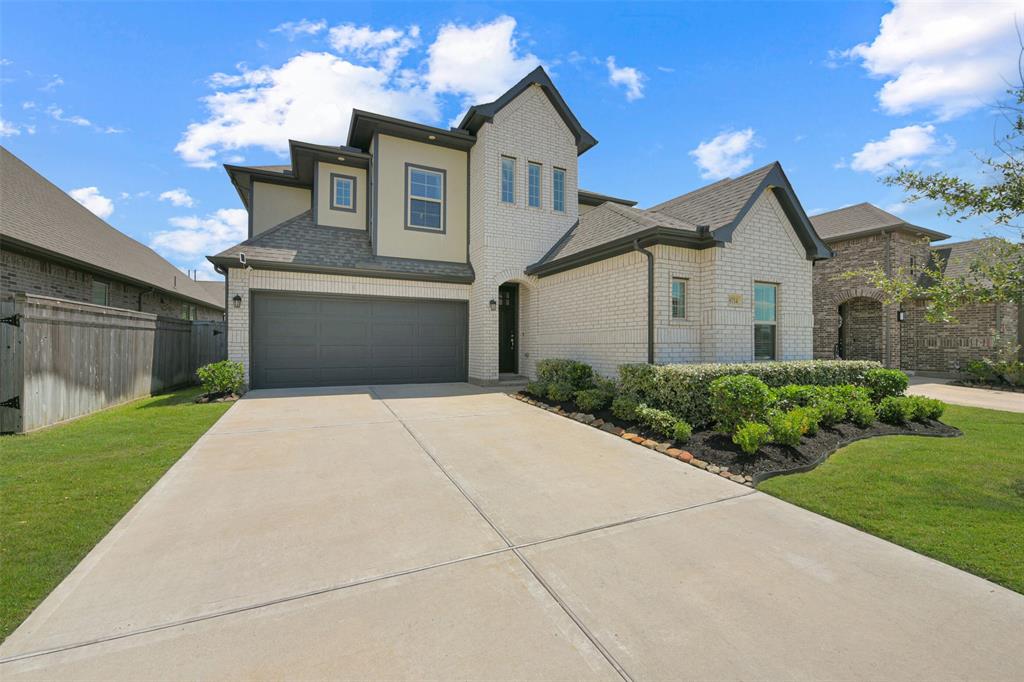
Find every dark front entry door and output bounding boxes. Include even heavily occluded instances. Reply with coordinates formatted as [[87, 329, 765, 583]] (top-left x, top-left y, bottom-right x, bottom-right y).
[[498, 284, 518, 373]]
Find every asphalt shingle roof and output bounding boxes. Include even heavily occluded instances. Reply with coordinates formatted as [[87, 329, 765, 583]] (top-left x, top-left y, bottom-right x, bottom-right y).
[[211, 211, 474, 282], [540, 203, 699, 263], [0, 146, 223, 309], [648, 163, 777, 231], [921, 237, 1006, 286], [809, 202, 950, 242]]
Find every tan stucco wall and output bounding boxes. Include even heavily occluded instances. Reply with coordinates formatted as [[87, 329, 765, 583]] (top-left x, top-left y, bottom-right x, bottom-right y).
[[252, 182, 311, 236], [315, 162, 366, 230], [375, 134, 467, 264]]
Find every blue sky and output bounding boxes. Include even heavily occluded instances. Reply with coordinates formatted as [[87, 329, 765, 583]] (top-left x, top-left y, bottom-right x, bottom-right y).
[[2, 1, 1020, 280]]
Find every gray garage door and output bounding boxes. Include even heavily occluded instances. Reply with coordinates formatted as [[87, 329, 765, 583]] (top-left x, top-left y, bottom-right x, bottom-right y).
[[251, 292, 467, 389]]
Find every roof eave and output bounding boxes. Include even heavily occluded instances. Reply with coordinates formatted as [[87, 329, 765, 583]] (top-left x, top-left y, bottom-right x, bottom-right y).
[[525, 227, 714, 278], [205, 256, 475, 285], [821, 223, 951, 245]]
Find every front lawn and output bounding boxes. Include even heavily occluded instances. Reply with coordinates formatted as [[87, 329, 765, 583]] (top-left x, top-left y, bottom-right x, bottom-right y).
[[0, 387, 232, 642], [760, 405, 1024, 593]]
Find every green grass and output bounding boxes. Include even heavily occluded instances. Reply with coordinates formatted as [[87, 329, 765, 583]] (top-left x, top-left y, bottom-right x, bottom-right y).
[[0, 387, 232, 642], [760, 405, 1024, 593]]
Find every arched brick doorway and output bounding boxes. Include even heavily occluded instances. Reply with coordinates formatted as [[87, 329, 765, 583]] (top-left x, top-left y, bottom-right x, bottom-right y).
[[837, 297, 883, 362]]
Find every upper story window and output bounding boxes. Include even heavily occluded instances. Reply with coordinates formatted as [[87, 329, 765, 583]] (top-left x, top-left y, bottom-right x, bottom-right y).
[[528, 162, 542, 208], [754, 282, 778, 361], [91, 280, 109, 306], [330, 174, 356, 212], [181, 303, 197, 321], [406, 164, 445, 231], [671, 278, 686, 319], [501, 156, 516, 204], [553, 167, 566, 212]]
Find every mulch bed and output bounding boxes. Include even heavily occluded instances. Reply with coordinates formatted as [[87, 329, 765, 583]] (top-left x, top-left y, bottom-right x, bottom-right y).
[[193, 391, 240, 404], [515, 391, 961, 485]]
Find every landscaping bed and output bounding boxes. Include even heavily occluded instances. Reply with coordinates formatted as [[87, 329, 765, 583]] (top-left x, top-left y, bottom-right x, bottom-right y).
[[515, 391, 959, 482]]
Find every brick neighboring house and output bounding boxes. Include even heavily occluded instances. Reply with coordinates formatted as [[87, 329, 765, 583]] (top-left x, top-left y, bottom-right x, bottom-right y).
[[208, 67, 831, 389], [1, 147, 224, 319], [810, 202, 1020, 375]]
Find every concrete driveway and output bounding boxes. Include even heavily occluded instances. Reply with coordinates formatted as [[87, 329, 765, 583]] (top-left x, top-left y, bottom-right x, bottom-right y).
[[2, 384, 1022, 680], [908, 375, 1024, 412]]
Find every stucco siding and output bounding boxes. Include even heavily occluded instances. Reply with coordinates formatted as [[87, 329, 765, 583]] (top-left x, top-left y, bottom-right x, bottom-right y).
[[375, 134, 468, 264], [251, 182, 311, 237], [314, 162, 366, 230]]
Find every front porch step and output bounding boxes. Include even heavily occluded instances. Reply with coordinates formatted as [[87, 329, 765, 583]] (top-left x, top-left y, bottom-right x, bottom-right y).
[[498, 373, 529, 387]]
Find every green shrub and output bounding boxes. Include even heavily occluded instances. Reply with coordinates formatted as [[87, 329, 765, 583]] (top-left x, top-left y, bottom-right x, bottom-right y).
[[673, 420, 693, 443], [864, 368, 909, 402], [617, 360, 880, 428], [965, 359, 997, 383], [768, 408, 812, 447], [906, 396, 946, 421], [999, 361, 1024, 387], [525, 381, 548, 399], [733, 421, 772, 455], [774, 384, 822, 410], [574, 388, 608, 413], [536, 359, 594, 391], [813, 397, 846, 427], [709, 375, 776, 435], [547, 382, 575, 403], [196, 360, 245, 395], [611, 395, 639, 422], [848, 400, 876, 427], [877, 396, 914, 424], [635, 404, 681, 438]]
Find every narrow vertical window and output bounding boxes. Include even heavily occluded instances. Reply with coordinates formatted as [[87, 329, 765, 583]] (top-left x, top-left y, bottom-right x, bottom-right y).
[[330, 174, 356, 212], [671, 278, 686, 319], [91, 280, 109, 306], [754, 282, 778, 361], [528, 162, 542, 208], [501, 157, 516, 204], [553, 167, 566, 212]]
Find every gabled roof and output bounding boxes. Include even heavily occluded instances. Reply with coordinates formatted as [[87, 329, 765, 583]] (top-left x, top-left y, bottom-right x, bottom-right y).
[[0, 146, 224, 310], [528, 161, 831, 277], [348, 110, 474, 152], [809, 202, 950, 243], [208, 211, 474, 284], [458, 66, 598, 155], [919, 236, 1005, 287]]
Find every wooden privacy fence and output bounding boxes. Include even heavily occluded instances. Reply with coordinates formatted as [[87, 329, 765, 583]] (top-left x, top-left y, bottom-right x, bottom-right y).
[[0, 294, 226, 434]]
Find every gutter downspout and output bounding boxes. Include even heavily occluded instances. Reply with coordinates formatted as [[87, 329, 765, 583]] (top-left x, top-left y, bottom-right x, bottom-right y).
[[633, 240, 655, 364]]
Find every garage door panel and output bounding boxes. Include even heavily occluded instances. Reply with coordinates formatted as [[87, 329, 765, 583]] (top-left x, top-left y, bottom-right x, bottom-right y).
[[251, 292, 467, 388]]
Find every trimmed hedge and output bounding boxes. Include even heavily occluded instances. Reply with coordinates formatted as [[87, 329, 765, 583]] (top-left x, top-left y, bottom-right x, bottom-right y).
[[536, 359, 594, 391], [619, 360, 881, 428]]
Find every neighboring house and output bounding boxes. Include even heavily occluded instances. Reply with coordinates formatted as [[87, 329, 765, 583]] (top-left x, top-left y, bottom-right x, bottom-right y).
[[1, 147, 224, 319], [810, 202, 1020, 374], [209, 67, 830, 389]]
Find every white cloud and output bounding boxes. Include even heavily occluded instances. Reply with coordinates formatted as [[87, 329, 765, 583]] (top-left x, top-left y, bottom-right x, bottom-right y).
[[47, 105, 91, 127], [849, 124, 953, 173], [689, 128, 757, 180], [69, 187, 114, 219], [606, 56, 646, 101], [177, 15, 541, 168], [656, 66, 675, 73], [41, 75, 64, 92], [21, 100, 35, 109], [329, 24, 420, 72], [0, 117, 21, 137], [425, 16, 540, 104], [843, 0, 1024, 119], [159, 188, 195, 207], [271, 19, 326, 40], [150, 208, 248, 259], [0, 58, 12, 67], [884, 202, 908, 215]]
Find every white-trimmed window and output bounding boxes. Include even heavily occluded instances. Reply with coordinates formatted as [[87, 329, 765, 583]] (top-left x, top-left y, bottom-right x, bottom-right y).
[[330, 174, 356, 212], [501, 156, 516, 204], [553, 167, 566, 212], [754, 282, 778, 361], [91, 280, 109, 306], [406, 165, 444, 231], [671, 278, 686, 319], [528, 162, 542, 208]]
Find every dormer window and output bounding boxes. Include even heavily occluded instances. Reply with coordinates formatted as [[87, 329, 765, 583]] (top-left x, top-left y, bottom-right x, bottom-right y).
[[330, 174, 356, 212], [406, 164, 445, 232]]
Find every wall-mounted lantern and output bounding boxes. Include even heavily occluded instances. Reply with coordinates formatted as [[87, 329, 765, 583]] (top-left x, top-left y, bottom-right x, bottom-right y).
[[897, 309, 906, 322], [489, 299, 497, 311], [232, 294, 242, 309]]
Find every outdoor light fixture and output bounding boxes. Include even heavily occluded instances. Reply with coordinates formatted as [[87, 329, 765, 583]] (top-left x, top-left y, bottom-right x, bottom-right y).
[[489, 299, 497, 311], [232, 294, 242, 308], [897, 310, 907, 322], [428, 134, 437, 141]]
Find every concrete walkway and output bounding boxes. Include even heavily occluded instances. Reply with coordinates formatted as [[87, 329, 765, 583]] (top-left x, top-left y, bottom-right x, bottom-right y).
[[2, 384, 1022, 680], [908, 375, 1024, 412]]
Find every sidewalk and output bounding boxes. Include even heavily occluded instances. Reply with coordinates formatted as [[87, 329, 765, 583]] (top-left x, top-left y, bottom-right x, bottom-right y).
[[907, 376, 1024, 413]]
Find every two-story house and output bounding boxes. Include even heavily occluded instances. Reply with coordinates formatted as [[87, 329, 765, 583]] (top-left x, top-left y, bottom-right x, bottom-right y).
[[208, 67, 831, 389]]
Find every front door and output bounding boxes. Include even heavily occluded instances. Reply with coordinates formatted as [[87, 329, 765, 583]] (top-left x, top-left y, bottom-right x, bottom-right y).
[[498, 284, 518, 373]]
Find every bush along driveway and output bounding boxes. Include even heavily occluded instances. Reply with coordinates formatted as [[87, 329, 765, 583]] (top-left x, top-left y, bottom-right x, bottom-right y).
[[0, 387, 232, 643]]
